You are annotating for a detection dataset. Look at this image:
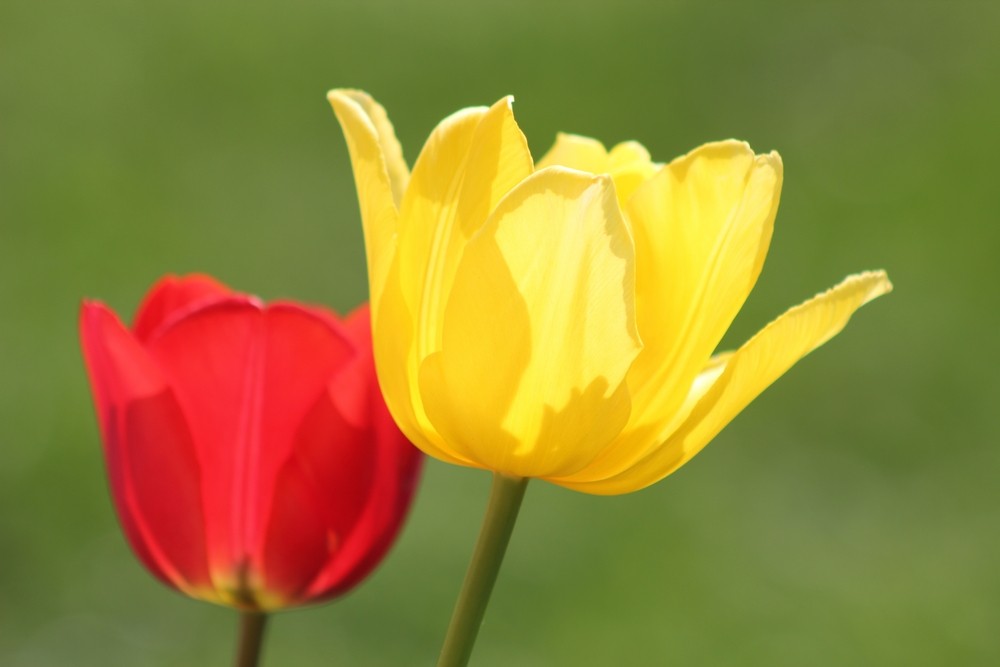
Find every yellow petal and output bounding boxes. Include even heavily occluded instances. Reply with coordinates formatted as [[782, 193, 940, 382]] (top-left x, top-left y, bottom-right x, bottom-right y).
[[560, 270, 893, 494], [372, 257, 478, 468], [327, 89, 409, 303], [536, 132, 608, 173], [606, 141, 659, 204], [622, 142, 782, 460], [397, 97, 534, 360], [418, 167, 641, 477], [538, 135, 657, 206], [607, 141, 652, 170], [328, 90, 481, 468]]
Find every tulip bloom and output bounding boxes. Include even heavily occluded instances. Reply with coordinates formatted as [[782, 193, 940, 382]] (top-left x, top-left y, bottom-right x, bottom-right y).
[[80, 275, 422, 611], [328, 90, 891, 495]]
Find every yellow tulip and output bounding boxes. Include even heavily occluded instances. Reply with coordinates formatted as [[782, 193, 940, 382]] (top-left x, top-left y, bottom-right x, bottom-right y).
[[328, 90, 891, 496]]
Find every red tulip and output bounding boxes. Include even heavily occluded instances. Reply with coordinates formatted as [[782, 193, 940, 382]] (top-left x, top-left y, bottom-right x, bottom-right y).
[[80, 275, 422, 611]]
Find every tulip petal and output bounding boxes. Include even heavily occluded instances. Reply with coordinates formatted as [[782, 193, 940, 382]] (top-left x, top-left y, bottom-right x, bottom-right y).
[[144, 300, 355, 584], [536, 132, 608, 173], [304, 350, 423, 600], [399, 95, 533, 358], [537, 134, 657, 205], [259, 373, 374, 607], [562, 271, 893, 494], [418, 167, 641, 477], [132, 274, 233, 342], [369, 96, 534, 468], [80, 302, 213, 595], [328, 89, 409, 303], [622, 142, 782, 458], [371, 259, 478, 467], [606, 141, 659, 203], [363, 104, 484, 464]]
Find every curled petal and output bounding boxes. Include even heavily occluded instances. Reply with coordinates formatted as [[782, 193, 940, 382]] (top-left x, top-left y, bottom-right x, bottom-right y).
[[561, 271, 893, 494], [328, 89, 409, 303], [622, 142, 782, 459]]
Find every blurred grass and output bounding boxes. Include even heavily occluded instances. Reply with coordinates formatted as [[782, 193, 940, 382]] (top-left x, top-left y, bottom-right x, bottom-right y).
[[2, 0, 998, 664]]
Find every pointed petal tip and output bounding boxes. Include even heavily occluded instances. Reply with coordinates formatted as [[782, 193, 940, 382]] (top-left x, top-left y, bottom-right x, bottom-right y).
[[80, 298, 130, 333], [848, 269, 893, 301], [80, 299, 112, 335], [80, 297, 104, 313], [326, 89, 382, 123], [327, 88, 367, 104], [485, 94, 522, 126]]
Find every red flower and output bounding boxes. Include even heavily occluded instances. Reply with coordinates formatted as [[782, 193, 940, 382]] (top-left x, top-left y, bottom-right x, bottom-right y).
[[80, 275, 422, 611]]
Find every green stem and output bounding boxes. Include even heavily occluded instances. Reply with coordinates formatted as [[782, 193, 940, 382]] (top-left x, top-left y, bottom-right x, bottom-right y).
[[437, 473, 529, 667], [234, 611, 269, 667]]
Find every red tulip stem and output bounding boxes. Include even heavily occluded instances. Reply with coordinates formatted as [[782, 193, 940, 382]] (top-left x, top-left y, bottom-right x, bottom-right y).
[[437, 472, 529, 667], [234, 610, 269, 667]]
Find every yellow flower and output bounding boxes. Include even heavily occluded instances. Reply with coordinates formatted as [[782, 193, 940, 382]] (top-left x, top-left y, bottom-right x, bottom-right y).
[[328, 90, 891, 495]]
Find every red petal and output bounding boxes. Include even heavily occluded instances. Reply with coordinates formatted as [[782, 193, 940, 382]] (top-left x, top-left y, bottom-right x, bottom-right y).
[[257, 457, 330, 606], [145, 299, 355, 581], [118, 392, 214, 593], [261, 382, 375, 603], [80, 302, 211, 592], [133, 274, 234, 342], [304, 347, 423, 601]]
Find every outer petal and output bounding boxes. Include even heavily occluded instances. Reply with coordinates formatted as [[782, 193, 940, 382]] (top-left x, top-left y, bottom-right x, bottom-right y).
[[607, 142, 782, 472], [371, 259, 477, 467], [398, 95, 533, 358], [375, 97, 534, 467], [366, 104, 484, 462], [80, 302, 213, 597], [143, 299, 355, 593], [328, 89, 409, 304], [418, 167, 641, 477], [132, 274, 233, 342], [561, 271, 893, 494]]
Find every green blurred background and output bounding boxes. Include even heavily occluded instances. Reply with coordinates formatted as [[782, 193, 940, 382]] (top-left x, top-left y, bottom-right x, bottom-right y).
[[2, 0, 998, 664]]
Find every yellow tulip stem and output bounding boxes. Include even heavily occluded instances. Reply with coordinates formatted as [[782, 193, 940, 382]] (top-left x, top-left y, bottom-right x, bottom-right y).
[[234, 610, 269, 667], [438, 473, 529, 667]]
